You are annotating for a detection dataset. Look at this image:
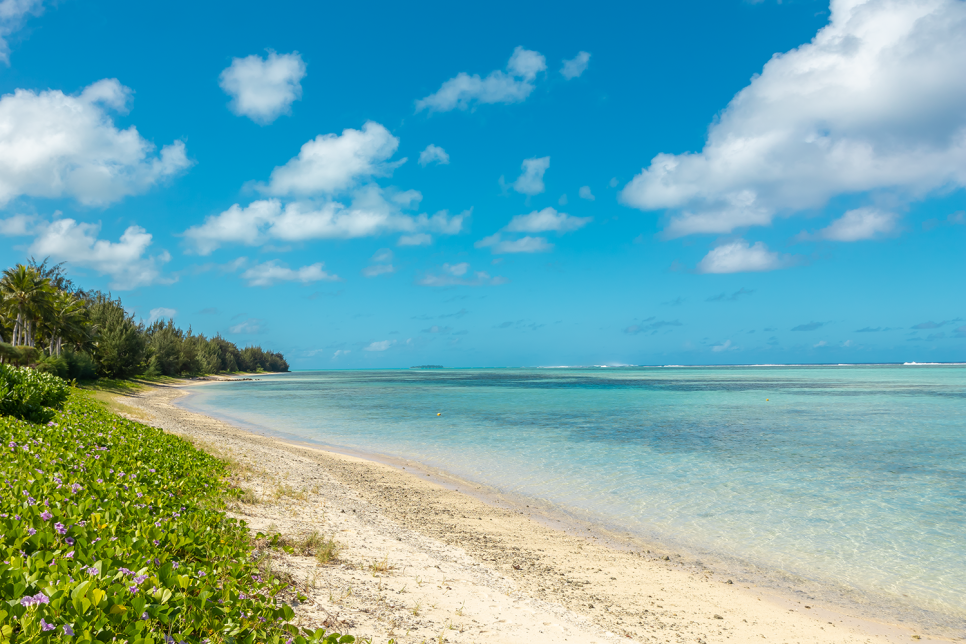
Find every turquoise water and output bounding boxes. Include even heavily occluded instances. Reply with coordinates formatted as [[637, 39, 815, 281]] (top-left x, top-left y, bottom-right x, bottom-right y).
[[180, 366, 966, 631]]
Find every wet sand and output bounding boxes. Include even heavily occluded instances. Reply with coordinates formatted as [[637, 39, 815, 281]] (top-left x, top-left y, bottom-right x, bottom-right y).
[[112, 380, 951, 644]]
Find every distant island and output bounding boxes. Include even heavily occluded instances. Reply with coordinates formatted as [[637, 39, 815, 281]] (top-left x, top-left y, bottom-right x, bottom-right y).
[[410, 365, 444, 369]]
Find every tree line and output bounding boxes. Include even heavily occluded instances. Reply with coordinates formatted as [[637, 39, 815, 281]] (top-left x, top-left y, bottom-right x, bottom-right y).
[[0, 260, 289, 379]]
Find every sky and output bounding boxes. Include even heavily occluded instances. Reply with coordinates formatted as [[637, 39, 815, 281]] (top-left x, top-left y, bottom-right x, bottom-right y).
[[0, 0, 964, 368]]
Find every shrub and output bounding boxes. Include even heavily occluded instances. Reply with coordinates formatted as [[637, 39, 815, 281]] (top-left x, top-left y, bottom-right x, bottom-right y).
[[0, 391, 352, 644], [0, 365, 70, 423], [35, 355, 69, 380], [64, 351, 97, 382]]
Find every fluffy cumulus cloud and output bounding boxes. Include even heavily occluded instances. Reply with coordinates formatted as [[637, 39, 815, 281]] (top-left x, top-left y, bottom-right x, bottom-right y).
[[241, 260, 339, 287], [0, 79, 192, 207], [505, 207, 590, 233], [147, 307, 176, 324], [261, 121, 403, 197], [419, 144, 450, 166], [183, 120, 471, 253], [509, 156, 550, 196], [219, 50, 306, 125], [26, 217, 171, 289], [184, 191, 467, 254], [475, 234, 553, 254], [398, 233, 432, 246], [621, 0, 966, 237], [0, 0, 42, 64], [417, 262, 508, 287], [560, 51, 591, 79], [416, 46, 546, 113], [696, 239, 797, 274], [579, 186, 595, 201], [476, 207, 590, 254], [364, 340, 395, 352], [805, 207, 899, 241]]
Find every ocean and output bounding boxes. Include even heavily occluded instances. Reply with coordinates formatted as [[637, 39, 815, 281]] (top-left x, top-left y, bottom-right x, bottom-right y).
[[178, 365, 966, 633]]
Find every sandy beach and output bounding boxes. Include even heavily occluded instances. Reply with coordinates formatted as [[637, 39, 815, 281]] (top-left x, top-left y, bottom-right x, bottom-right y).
[[107, 379, 951, 644]]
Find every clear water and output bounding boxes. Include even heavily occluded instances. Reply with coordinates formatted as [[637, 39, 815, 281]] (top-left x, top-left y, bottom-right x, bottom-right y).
[[179, 366, 966, 631]]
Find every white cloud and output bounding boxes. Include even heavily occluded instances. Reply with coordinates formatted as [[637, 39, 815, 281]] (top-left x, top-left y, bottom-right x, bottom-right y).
[[621, 0, 966, 237], [261, 121, 402, 197], [333, 349, 351, 358], [416, 46, 546, 112], [229, 318, 263, 334], [364, 340, 395, 352], [712, 339, 735, 352], [505, 207, 590, 233], [0, 0, 43, 64], [475, 233, 553, 254], [371, 248, 393, 263], [241, 260, 340, 287], [28, 218, 171, 289], [419, 144, 450, 166], [696, 239, 797, 274], [183, 191, 468, 254], [147, 307, 176, 324], [363, 247, 395, 277], [0, 79, 192, 207], [475, 207, 588, 254], [362, 263, 395, 277], [579, 185, 595, 201], [558, 194, 568, 205], [417, 262, 508, 287], [512, 156, 550, 195], [398, 233, 433, 246], [560, 51, 591, 80], [219, 50, 306, 125], [808, 207, 899, 241], [0, 212, 37, 235]]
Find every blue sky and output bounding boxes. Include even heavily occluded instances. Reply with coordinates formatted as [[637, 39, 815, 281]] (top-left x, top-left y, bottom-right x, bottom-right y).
[[1, 0, 964, 367]]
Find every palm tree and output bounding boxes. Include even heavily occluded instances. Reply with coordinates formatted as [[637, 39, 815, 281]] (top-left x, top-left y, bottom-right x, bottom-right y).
[[0, 265, 52, 348], [45, 290, 88, 356]]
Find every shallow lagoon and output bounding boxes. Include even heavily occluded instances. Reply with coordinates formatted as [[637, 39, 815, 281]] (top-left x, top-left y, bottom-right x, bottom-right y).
[[181, 365, 966, 632]]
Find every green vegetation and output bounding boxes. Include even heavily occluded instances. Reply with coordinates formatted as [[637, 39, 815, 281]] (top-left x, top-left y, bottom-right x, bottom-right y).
[[0, 365, 71, 423], [0, 260, 288, 380], [0, 380, 350, 644]]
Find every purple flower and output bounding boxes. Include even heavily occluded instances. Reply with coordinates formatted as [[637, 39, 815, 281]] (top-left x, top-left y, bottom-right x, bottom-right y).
[[133, 575, 148, 586], [27, 528, 36, 536], [40, 619, 55, 631], [172, 562, 179, 569], [197, 571, 206, 577], [71, 483, 82, 494], [20, 592, 49, 607], [87, 566, 99, 575], [66, 537, 75, 545], [63, 624, 75, 636], [141, 612, 149, 620], [128, 585, 138, 594], [40, 510, 52, 521], [54, 522, 67, 535]]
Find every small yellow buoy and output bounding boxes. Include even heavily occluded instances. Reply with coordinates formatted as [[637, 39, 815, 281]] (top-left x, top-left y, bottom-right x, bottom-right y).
[[437, 412, 442, 416], [766, 398, 770, 401]]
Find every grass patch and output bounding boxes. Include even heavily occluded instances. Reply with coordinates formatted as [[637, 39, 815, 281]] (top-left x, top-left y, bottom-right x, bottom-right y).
[[257, 531, 341, 565], [0, 386, 353, 644]]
